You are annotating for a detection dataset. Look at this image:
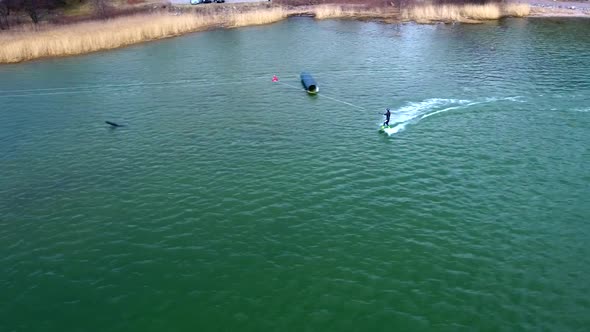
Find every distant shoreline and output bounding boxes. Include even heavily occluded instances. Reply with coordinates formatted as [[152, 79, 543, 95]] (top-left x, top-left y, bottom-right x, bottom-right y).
[[527, 0, 590, 17], [0, 2, 587, 65]]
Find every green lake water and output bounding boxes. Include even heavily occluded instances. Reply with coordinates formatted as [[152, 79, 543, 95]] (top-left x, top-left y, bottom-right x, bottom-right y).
[[1, 17, 589, 331]]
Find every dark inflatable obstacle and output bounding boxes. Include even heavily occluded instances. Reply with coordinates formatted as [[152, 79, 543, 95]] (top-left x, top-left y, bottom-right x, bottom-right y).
[[300, 72, 319, 94]]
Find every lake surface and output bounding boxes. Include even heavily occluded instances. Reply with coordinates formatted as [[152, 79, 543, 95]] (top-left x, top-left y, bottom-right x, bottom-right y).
[[1, 17, 589, 331]]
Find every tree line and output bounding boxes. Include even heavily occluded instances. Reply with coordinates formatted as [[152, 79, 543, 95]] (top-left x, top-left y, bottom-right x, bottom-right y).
[[1, 0, 66, 28], [0, 0, 113, 29]]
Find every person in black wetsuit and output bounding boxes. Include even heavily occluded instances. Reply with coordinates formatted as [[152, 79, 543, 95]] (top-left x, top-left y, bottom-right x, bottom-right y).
[[383, 108, 391, 126]]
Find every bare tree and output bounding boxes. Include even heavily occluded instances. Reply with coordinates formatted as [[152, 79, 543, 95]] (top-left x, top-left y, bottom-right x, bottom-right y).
[[24, 0, 39, 24], [92, 0, 110, 18], [0, 0, 9, 30], [0, 0, 67, 27]]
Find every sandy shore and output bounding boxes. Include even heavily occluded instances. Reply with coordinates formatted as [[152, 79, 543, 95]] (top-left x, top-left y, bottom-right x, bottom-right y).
[[526, 0, 590, 17]]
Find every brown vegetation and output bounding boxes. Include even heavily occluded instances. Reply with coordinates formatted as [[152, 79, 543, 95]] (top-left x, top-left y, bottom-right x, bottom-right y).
[[305, 2, 528, 22], [401, 2, 529, 22], [0, 0, 531, 64], [310, 4, 393, 19], [402, 4, 499, 22], [0, 6, 287, 63], [275, 0, 392, 6], [503, 3, 531, 17]]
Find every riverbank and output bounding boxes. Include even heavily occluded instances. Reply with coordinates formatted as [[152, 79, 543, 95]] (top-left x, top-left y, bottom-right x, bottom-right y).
[[0, 4, 288, 64], [528, 0, 590, 17], [0, 1, 586, 64]]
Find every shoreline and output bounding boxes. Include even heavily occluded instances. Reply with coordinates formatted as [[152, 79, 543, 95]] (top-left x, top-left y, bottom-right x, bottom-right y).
[[1, 2, 588, 65], [528, 0, 590, 17]]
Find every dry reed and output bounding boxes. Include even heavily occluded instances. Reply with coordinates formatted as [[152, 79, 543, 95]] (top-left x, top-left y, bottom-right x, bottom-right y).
[[311, 4, 388, 20], [313, 4, 347, 19], [503, 3, 531, 17], [0, 7, 287, 64], [227, 7, 287, 27], [402, 3, 530, 22], [0, 2, 531, 64], [462, 4, 501, 20]]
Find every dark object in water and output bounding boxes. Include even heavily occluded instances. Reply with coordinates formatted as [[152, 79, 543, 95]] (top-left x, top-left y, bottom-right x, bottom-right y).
[[105, 121, 124, 127], [300, 72, 319, 94]]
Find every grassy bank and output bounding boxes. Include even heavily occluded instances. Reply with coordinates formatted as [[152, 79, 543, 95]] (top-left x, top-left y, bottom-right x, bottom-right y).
[[401, 3, 530, 22], [308, 4, 397, 21], [0, 7, 287, 64], [306, 3, 529, 22], [0, 2, 531, 64]]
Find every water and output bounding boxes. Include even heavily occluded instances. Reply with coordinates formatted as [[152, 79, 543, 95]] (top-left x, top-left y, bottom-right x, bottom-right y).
[[1, 17, 590, 331]]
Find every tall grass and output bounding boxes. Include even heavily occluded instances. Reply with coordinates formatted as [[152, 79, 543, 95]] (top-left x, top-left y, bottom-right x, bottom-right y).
[[503, 3, 531, 17], [403, 5, 461, 21], [402, 3, 530, 22], [0, 2, 531, 64], [313, 4, 347, 19], [312, 4, 389, 20], [227, 7, 287, 27], [463, 4, 501, 20], [0, 7, 287, 64], [311, 2, 526, 22]]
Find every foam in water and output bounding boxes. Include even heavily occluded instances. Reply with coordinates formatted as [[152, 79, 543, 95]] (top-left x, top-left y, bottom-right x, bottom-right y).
[[381, 97, 523, 136], [382, 98, 468, 136], [572, 108, 590, 113]]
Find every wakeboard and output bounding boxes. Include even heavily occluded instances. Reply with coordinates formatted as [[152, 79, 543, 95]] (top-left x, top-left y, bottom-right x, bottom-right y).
[[379, 124, 393, 132]]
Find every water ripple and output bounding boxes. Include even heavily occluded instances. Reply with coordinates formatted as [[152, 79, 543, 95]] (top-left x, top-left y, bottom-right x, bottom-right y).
[[1, 17, 590, 332]]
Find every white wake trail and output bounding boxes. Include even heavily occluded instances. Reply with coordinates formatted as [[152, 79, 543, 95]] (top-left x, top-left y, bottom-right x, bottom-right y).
[[382, 97, 521, 136]]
